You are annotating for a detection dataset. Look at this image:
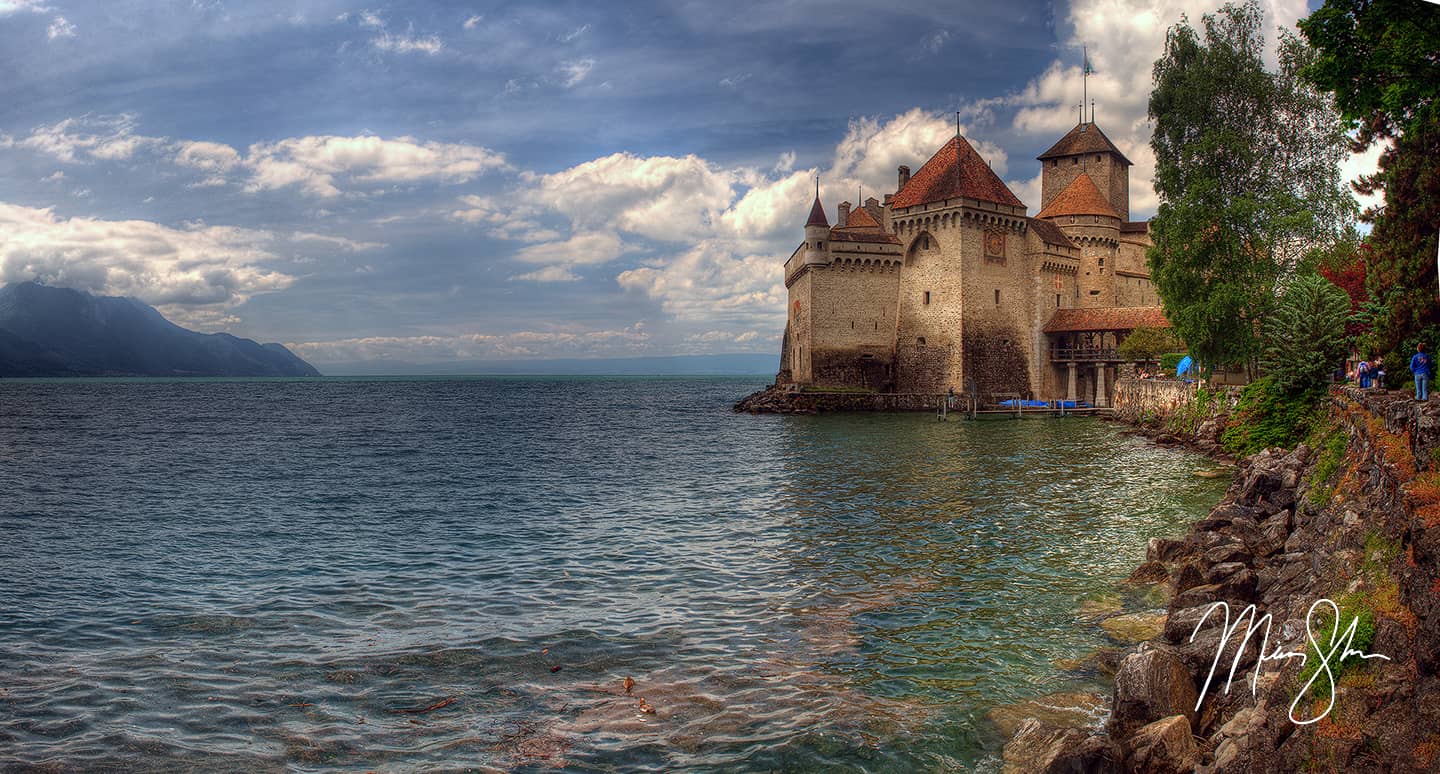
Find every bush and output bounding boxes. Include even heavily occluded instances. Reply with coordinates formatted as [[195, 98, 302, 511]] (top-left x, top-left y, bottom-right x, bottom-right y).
[[1261, 273, 1352, 393], [1119, 326, 1183, 361], [1220, 376, 1324, 455], [1159, 352, 1190, 375]]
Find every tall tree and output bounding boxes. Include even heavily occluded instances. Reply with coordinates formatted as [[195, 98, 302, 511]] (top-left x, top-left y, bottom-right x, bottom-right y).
[[1300, 0, 1440, 356], [1147, 0, 1355, 375]]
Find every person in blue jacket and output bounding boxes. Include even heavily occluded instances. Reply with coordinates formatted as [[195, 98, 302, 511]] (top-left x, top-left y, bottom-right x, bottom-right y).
[[1411, 343, 1432, 401]]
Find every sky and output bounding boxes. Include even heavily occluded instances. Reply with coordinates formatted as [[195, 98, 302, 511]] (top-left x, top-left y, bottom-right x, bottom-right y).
[[0, 0, 1370, 368]]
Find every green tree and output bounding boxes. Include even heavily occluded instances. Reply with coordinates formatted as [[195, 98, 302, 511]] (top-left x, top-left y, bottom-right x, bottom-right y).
[[1300, 1, 1440, 360], [1117, 326, 1182, 361], [1261, 273, 1352, 393], [1148, 1, 1355, 377]]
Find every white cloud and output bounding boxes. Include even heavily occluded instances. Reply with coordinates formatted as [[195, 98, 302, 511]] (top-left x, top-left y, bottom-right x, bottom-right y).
[[511, 265, 580, 282], [0, 201, 292, 313], [558, 58, 594, 87], [449, 194, 561, 242], [463, 14, 482, 30], [559, 24, 589, 43], [290, 231, 386, 252], [40, 170, 64, 183], [342, 10, 443, 55], [514, 230, 626, 267], [0, 1, 49, 16], [617, 241, 783, 324], [45, 14, 72, 38], [528, 152, 736, 242], [289, 323, 652, 363], [20, 114, 164, 164], [244, 135, 508, 197], [372, 30, 442, 55]]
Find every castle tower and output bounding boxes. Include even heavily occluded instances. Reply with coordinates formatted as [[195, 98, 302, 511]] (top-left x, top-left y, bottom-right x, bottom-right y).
[[1037, 173, 1121, 307], [1037, 122, 1131, 221], [887, 134, 1030, 396]]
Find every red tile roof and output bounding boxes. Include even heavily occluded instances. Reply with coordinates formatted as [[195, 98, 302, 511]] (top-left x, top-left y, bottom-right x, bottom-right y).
[[839, 205, 879, 229], [1036, 173, 1121, 219], [805, 196, 829, 227], [1037, 122, 1132, 166], [890, 135, 1024, 210], [829, 203, 900, 244], [1043, 305, 1170, 333]]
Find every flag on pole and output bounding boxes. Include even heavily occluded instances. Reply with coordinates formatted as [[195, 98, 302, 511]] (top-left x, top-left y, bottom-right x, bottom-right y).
[[1084, 53, 1095, 75]]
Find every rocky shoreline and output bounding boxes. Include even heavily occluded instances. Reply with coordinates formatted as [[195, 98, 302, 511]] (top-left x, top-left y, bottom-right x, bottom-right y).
[[1001, 386, 1440, 772]]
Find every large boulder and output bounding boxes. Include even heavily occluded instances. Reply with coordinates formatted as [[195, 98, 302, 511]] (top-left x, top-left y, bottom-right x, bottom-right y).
[[1110, 645, 1199, 736], [1123, 715, 1199, 773]]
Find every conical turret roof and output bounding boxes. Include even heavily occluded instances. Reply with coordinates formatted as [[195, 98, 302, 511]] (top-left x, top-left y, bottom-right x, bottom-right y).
[[805, 196, 829, 228], [1036, 173, 1120, 219]]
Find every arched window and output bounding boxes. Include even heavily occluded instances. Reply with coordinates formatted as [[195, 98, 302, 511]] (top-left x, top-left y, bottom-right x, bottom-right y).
[[917, 337, 927, 347]]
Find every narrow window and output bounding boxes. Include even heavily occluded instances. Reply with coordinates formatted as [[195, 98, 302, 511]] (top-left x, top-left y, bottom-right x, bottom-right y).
[[850, 320, 855, 329], [1055, 293, 1061, 307], [994, 289, 1001, 306], [1072, 157, 1078, 165], [923, 291, 931, 305], [1098, 257, 1104, 267], [917, 337, 926, 347], [1095, 154, 1101, 163]]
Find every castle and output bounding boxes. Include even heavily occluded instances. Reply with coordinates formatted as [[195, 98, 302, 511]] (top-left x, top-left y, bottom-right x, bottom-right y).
[[776, 120, 1167, 406]]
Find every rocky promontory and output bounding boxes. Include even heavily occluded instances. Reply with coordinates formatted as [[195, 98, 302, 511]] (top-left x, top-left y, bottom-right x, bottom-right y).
[[1003, 387, 1440, 772]]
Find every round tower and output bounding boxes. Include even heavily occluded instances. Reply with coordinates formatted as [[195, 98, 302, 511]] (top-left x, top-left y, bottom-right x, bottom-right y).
[[1036, 172, 1121, 307]]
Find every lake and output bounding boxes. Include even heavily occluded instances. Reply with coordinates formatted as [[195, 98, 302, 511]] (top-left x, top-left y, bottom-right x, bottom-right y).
[[0, 377, 1226, 771]]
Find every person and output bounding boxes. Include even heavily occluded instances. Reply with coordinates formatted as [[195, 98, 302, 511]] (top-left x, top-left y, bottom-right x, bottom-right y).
[[1411, 344, 1432, 401], [1357, 359, 1371, 389]]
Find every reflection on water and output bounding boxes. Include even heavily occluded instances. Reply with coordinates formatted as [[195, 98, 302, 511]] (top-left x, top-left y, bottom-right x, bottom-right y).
[[0, 377, 1226, 771]]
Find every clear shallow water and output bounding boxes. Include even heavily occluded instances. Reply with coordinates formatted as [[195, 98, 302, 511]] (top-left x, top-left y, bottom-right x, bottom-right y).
[[0, 377, 1226, 771]]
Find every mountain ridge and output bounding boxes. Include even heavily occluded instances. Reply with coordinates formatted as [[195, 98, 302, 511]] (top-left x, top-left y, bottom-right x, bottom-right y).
[[0, 282, 320, 377]]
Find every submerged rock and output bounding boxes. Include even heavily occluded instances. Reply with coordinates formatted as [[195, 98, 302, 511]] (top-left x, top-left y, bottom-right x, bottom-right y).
[[987, 690, 1108, 737], [1100, 611, 1167, 643]]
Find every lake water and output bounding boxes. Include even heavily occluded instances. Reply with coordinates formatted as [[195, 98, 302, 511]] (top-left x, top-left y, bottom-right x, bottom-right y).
[[0, 377, 1226, 771]]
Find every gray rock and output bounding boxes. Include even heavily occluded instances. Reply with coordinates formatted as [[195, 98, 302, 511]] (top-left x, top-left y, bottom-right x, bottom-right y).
[[1110, 645, 1199, 736]]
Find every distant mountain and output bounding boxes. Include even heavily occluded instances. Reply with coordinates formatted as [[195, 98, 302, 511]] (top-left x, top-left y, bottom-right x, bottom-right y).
[[316, 353, 779, 377], [0, 282, 320, 377]]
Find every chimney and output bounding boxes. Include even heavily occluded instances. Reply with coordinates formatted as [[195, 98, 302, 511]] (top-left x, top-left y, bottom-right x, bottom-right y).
[[837, 201, 851, 227], [897, 165, 911, 191]]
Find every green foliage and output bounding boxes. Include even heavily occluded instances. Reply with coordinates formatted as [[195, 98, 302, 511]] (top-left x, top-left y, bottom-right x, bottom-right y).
[[1306, 420, 1348, 505], [1262, 273, 1353, 392], [1298, 595, 1377, 701], [1220, 376, 1324, 455], [1148, 1, 1356, 375], [1118, 326, 1183, 361], [1159, 352, 1189, 374], [1300, 1, 1440, 359]]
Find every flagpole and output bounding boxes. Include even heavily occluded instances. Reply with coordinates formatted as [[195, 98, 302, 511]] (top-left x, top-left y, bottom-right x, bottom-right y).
[[1082, 46, 1087, 123]]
